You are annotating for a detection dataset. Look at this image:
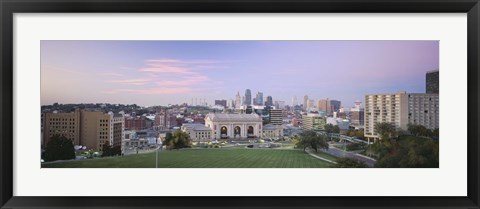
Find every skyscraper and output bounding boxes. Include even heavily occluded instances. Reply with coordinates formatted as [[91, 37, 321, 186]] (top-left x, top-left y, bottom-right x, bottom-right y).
[[265, 96, 273, 106], [235, 91, 242, 108], [303, 95, 308, 110], [292, 96, 298, 106], [318, 99, 341, 116], [244, 89, 252, 105], [254, 92, 264, 106]]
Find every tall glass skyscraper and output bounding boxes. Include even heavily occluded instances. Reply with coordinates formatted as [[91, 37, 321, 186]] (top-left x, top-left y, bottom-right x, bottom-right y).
[[244, 89, 252, 105], [255, 92, 263, 105]]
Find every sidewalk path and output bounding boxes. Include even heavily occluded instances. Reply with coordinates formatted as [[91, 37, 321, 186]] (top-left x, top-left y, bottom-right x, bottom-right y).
[[305, 149, 337, 164], [318, 146, 377, 167]]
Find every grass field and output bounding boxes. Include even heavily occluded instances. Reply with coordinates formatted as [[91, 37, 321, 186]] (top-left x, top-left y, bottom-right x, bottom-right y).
[[42, 148, 337, 168]]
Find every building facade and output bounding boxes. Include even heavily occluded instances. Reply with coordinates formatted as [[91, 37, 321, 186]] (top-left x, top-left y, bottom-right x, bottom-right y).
[[350, 109, 365, 129], [205, 113, 263, 139], [214, 99, 227, 108], [254, 92, 263, 106], [302, 115, 327, 130], [125, 116, 146, 130], [244, 89, 252, 105], [43, 109, 125, 152], [317, 99, 341, 116], [155, 111, 177, 130], [265, 96, 273, 107], [407, 93, 439, 130], [262, 124, 284, 138], [303, 95, 308, 110], [181, 123, 213, 142], [269, 109, 283, 125], [426, 70, 439, 94], [235, 92, 242, 108], [43, 109, 81, 146], [364, 92, 409, 140], [364, 91, 439, 140]]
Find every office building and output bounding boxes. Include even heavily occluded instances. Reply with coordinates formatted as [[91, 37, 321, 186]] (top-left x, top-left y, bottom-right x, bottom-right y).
[[426, 70, 439, 94], [318, 99, 341, 116], [235, 92, 242, 108], [303, 95, 308, 110], [215, 99, 227, 108], [302, 115, 326, 130], [269, 109, 283, 125], [292, 96, 298, 106], [254, 92, 263, 106], [265, 96, 273, 107], [244, 89, 252, 105], [43, 109, 124, 152], [350, 101, 364, 129]]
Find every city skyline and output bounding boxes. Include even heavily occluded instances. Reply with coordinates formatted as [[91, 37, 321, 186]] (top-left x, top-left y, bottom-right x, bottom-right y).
[[41, 41, 439, 106]]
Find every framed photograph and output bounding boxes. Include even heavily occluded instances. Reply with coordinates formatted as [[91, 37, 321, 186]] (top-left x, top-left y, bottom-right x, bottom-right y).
[[1, 0, 479, 208]]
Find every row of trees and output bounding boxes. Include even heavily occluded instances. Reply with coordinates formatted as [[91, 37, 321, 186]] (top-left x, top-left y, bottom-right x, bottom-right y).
[[370, 122, 439, 168], [324, 124, 340, 134], [43, 129, 195, 162], [43, 135, 122, 162]]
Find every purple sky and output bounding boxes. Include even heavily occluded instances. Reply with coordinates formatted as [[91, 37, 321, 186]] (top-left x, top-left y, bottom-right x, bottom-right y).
[[41, 41, 439, 108]]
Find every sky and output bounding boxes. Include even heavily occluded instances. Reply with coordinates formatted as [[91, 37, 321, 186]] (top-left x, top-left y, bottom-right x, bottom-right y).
[[41, 41, 439, 107]]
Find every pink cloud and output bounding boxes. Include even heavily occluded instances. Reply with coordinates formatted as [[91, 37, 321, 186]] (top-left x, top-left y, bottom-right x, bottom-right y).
[[156, 75, 209, 86], [98, 72, 125, 77], [102, 58, 224, 95], [139, 65, 194, 74], [106, 79, 150, 85], [102, 87, 192, 95], [145, 59, 221, 65]]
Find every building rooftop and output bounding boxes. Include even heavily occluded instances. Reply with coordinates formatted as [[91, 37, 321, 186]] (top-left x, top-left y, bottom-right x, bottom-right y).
[[205, 113, 262, 122], [182, 123, 212, 131], [263, 124, 282, 130]]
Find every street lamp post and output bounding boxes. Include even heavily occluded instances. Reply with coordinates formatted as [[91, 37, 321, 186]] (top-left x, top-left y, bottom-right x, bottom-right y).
[[155, 146, 158, 168]]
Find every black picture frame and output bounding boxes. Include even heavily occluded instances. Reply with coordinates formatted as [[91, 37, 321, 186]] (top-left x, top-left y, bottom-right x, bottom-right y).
[[1, 0, 479, 208]]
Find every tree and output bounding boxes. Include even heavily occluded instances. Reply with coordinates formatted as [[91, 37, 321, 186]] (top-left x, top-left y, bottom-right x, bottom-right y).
[[325, 124, 340, 134], [407, 124, 432, 138], [355, 129, 364, 139], [374, 122, 397, 141], [375, 135, 439, 168], [166, 130, 192, 150], [331, 158, 368, 168], [295, 130, 329, 152], [163, 132, 173, 147], [374, 122, 397, 148], [43, 135, 76, 162], [101, 141, 121, 157]]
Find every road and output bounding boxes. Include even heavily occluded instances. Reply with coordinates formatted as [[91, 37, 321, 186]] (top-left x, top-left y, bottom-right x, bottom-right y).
[[318, 144, 377, 167]]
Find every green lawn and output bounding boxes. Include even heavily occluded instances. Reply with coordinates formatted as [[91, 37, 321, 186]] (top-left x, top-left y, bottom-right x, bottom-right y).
[[42, 148, 336, 168]]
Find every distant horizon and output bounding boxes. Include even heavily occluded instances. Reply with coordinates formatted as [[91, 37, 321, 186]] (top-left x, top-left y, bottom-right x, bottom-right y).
[[41, 40, 439, 107]]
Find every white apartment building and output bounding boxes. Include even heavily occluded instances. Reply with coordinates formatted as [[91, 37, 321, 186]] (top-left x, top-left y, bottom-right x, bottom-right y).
[[364, 91, 439, 141]]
